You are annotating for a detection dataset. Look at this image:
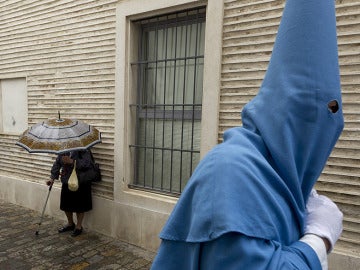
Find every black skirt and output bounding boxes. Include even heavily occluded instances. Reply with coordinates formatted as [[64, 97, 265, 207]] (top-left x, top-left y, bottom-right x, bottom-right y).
[[60, 183, 92, 213]]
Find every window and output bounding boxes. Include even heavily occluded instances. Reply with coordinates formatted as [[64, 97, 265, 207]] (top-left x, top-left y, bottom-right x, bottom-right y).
[[0, 78, 28, 134], [130, 7, 206, 196]]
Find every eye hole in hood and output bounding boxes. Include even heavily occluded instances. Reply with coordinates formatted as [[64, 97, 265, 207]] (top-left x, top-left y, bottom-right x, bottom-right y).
[[328, 100, 339, 113]]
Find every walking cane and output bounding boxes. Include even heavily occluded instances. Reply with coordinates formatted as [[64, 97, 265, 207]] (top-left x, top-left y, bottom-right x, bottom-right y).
[[35, 182, 53, 235]]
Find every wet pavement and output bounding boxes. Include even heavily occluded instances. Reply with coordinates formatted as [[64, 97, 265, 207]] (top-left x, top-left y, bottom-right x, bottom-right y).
[[0, 200, 155, 270]]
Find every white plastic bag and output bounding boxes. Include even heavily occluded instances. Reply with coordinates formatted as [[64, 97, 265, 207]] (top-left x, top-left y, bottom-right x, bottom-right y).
[[68, 160, 79, 192]]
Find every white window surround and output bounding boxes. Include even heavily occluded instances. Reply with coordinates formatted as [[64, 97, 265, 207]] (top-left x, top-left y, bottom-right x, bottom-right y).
[[0, 78, 28, 134], [114, 0, 223, 206]]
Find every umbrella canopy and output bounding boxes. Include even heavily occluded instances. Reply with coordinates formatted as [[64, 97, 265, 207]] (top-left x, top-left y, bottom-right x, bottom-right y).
[[16, 116, 101, 154]]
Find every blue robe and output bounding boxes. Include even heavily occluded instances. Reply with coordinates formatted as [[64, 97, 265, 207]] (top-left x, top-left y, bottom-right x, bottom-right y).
[[151, 0, 344, 269]]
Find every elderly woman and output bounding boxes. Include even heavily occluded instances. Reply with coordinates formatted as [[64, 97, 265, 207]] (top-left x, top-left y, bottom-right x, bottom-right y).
[[46, 149, 93, 237]]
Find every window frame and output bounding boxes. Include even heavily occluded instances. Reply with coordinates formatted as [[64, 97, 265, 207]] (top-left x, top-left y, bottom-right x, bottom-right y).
[[115, 0, 223, 201], [129, 7, 206, 195]]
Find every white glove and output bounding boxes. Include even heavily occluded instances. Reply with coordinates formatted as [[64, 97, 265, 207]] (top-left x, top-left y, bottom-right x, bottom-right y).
[[304, 189, 343, 252]]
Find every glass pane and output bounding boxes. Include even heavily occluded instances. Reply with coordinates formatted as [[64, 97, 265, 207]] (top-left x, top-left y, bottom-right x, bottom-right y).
[[133, 8, 205, 195], [135, 119, 201, 191], [142, 21, 205, 107]]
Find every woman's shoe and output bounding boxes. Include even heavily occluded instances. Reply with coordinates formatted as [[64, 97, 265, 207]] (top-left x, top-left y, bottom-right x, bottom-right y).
[[58, 224, 75, 233], [71, 227, 83, 237]]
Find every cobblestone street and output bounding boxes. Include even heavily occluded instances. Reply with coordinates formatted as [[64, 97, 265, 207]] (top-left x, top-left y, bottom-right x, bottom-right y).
[[0, 200, 155, 270]]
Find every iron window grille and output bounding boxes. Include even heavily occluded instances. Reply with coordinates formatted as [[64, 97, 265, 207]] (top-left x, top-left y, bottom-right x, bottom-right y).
[[129, 7, 206, 196]]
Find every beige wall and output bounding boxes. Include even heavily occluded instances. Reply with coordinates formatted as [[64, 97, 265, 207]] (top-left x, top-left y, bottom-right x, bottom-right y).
[[0, 0, 117, 199]]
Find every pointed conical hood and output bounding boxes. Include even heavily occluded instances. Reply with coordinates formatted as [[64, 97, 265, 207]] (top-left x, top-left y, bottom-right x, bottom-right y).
[[242, 0, 344, 199]]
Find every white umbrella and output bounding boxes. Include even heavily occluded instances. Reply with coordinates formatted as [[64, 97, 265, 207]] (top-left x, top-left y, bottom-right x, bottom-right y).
[[16, 113, 101, 154]]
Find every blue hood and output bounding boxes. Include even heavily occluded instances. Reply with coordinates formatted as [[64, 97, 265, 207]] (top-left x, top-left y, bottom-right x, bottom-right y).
[[159, 0, 344, 245]]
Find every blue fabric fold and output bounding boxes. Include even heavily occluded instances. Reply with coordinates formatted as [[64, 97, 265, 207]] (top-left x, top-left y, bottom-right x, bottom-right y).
[[152, 0, 344, 268]]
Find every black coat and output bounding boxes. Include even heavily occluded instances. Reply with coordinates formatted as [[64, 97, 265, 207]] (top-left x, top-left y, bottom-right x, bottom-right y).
[[50, 150, 92, 185]]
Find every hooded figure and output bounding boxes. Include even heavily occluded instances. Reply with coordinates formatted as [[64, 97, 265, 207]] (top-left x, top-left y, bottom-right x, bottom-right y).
[[151, 0, 344, 269]]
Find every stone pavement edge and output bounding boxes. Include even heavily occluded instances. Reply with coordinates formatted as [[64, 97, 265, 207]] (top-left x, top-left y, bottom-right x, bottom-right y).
[[0, 200, 155, 270]]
